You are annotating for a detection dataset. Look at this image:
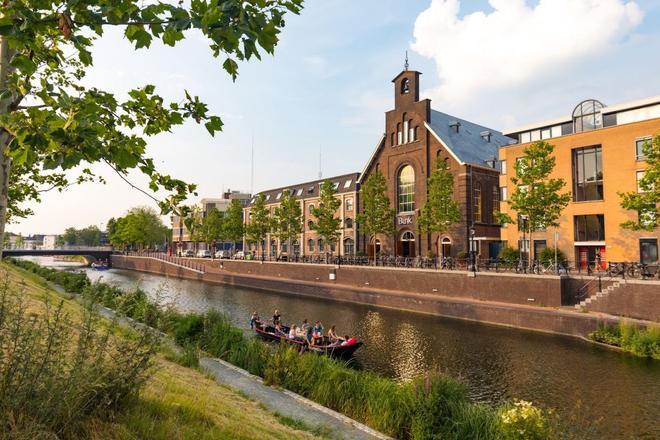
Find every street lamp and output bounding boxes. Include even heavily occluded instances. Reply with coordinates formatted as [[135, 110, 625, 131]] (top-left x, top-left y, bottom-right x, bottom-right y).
[[469, 226, 476, 273]]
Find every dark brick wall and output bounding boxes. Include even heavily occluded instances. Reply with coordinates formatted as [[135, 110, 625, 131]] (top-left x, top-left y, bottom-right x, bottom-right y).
[[585, 282, 660, 322]]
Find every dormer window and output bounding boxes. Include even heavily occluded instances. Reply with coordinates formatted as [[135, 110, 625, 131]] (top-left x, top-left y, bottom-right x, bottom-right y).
[[449, 121, 461, 133], [480, 131, 492, 142], [401, 78, 410, 94], [573, 99, 604, 133]]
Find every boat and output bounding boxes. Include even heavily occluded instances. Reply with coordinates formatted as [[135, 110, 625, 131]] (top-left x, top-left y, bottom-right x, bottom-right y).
[[254, 321, 363, 358], [91, 262, 111, 271]]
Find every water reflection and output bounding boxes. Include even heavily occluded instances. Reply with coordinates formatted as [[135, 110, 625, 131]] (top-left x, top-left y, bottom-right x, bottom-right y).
[[25, 258, 660, 439]]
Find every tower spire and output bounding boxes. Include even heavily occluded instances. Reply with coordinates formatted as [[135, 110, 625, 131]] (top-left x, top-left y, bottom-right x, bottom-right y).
[[404, 50, 409, 70]]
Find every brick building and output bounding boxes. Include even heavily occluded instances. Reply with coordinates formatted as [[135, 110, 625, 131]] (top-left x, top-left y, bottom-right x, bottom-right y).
[[500, 97, 660, 266], [244, 173, 360, 258], [358, 69, 514, 259]]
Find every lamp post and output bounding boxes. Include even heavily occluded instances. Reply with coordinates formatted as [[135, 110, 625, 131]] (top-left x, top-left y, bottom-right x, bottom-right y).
[[520, 215, 528, 273], [469, 226, 476, 273]]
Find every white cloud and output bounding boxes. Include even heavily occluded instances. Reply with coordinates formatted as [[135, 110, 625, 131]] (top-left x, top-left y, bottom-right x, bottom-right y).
[[412, 0, 644, 104]]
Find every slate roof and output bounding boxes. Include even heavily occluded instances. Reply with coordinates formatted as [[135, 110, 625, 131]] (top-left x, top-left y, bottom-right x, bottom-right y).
[[427, 110, 514, 166], [249, 172, 360, 206]]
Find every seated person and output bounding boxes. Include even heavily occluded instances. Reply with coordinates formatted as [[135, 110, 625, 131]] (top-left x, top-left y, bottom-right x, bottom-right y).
[[288, 324, 298, 340], [327, 325, 339, 342], [340, 335, 351, 346], [312, 321, 324, 338]]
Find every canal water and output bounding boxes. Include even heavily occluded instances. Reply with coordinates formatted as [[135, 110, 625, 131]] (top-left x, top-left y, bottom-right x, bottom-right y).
[[31, 258, 660, 439]]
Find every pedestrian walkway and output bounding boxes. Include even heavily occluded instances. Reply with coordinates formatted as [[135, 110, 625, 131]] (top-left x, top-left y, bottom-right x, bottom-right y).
[[200, 357, 391, 440]]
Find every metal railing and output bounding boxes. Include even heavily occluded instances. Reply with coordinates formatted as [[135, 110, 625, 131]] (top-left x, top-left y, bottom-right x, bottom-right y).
[[122, 251, 206, 273]]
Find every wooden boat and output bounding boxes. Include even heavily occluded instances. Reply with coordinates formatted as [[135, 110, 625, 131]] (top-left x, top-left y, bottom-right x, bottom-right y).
[[254, 321, 363, 358]]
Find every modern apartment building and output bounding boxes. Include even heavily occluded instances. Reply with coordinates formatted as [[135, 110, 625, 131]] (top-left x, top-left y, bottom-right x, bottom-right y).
[[499, 97, 660, 266], [171, 190, 251, 252], [243, 173, 360, 258]]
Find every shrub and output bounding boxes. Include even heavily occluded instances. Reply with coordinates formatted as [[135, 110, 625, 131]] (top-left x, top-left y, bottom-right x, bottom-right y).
[[536, 247, 568, 266], [498, 246, 519, 265], [589, 322, 660, 360], [0, 274, 157, 439], [498, 400, 553, 440]]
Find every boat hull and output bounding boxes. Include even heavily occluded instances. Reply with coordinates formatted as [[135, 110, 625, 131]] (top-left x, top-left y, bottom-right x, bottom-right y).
[[254, 323, 362, 359]]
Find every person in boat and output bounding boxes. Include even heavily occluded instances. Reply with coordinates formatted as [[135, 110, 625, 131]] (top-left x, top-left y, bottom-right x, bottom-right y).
[[301, 319, 312, 343], [249, 311, 260, 329], [272, 309, 281, 326], [312, 321, 324, 345], [327, 325, 339, 342], [288, 324, 298, 340], [340, 335, 357, 346], [274, 322, 286, 336]]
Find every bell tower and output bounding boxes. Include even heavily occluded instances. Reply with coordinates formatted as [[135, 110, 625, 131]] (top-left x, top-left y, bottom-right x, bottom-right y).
[[392, 68, 421, 108]]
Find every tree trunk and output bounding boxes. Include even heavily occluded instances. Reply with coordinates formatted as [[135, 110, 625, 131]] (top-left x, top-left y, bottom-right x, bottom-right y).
[[0, 36, 16, 259]]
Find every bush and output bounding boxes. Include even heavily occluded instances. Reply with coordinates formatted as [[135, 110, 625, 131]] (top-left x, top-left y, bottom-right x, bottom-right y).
[[498, 400, 553, 440], [0, 274, 157, 439], [536, 247, 568, 266], [498, 246, 519, 265], [589, 321, 660, 359]]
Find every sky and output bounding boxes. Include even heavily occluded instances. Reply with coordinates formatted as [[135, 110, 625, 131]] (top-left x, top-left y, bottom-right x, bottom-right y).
[[12, 0, 660, 235]]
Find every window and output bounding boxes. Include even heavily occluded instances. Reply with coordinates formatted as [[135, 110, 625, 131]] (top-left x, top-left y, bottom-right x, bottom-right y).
[[401, 78, 410, 94], [332, 182, 339, 190], [637, 171, 645, 193], [640, 239, 658, 264], [520, 132, 531, 143], [515, 157, 528, 175], [573, 99, 604, 133], [266, 194, 271, 201], [403, 116, 409, 144], [308, 204, 315, 214], [307, 186, 314, 194], [636, 137, 651, 160], [281, 242, 288, 253], [530, 130, 541, 141], [572, 146, 603, 201], [345, 198, 353, 211], [307, 239, 314, 252], [397, 123, 402, 145], [292, 240, 300, 255], [551, 125, 562, 138], [345, 218, 353, 228], [318, 239, 324, 252], [296, 188, 303, 196], [501, 186, 507, 201], [391, 133, 395, 146], [473, 182, 482, 223], [414, 126, 419, 142], [276, 192, 282, 200], [344, 179, 352, 189], [408, 121, 414, 142], [307, 220, 313, 229], [639, 205, 657, 229], [397, 165, 415, 212], [492, 185, 500, 220], [344, 238, 355, 255], [574, 215, 605, 241], [501, 160, 507, 175], [541, 128, 551, 139]]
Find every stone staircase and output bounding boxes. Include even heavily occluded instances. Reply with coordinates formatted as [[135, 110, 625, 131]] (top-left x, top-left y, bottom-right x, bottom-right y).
[[575, 279, 624, 310]]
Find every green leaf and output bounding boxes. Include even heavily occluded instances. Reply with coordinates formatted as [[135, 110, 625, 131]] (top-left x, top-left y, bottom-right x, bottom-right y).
[[223, 58, 239, 81], [204, 116, 223, 136], [163, 27, 184, 46], [10, 55, 37, 76], [125, 24, 153, 49], [78, 48, 93, 66]]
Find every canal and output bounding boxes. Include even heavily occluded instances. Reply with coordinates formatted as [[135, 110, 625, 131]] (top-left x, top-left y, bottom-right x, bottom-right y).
[[35, 258, 660, 439]]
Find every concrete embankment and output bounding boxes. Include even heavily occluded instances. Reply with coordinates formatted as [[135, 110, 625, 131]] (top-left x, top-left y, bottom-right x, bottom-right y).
[[111, 255, 658, 338]]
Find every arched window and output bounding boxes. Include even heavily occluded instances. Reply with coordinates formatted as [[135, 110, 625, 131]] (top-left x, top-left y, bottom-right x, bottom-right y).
[[307, 220, 314, 229], [344, 238, 355, 255], [391, 132, 395, 146], [345, 218, 353, 228], [413, 126, 418, 142], [397, 165, 415, 213], [307, 239, 315, 252], [403, 113, 409, 143], [345, 198, 354, 211], [401, 78, 410, 94], [492, 185, 500, 221], [308, 204, 315, 214], [572, 99, 604, 133], [397, 123, 402, 145], [318, 238, 324, 252], [292, 240, 300, 255], [473, 182, 482, 223], [408, 120, 414, 142]]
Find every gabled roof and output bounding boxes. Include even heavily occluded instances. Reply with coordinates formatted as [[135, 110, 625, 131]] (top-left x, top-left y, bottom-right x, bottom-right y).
[[249, 172, 360, 206], [427, 110, 513, 166]]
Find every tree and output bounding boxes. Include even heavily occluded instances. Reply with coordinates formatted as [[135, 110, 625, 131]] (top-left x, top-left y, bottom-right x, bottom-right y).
[[78, 225, 101, 246], [496, 141, 571, 266], [0, 1, 303, 257], [223, 199, 245, 254], [272, 191, 302, 257], [619, 134, 659, 231], [109, 206, 168, 249], [184, 205, 203, 253], [61, 227, 79, 246], [418, 161, 461, 255], [356, 171, 395, 262], [197, 207, 224, 252], [310, 180, 341, 254], [245, 194, 270, 258]]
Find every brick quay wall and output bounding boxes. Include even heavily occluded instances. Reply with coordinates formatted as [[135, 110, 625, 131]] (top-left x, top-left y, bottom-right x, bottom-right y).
[[111, 256, 658, 338]]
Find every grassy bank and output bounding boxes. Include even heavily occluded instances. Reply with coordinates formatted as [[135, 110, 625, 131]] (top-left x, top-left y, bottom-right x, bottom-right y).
[[7, 258, 577, 439], [589, 321, 660, 359], [0, 261, 321, 440]]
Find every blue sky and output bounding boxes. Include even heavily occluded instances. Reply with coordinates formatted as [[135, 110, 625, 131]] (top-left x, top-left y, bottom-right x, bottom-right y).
[[13, 0, 660, 235]]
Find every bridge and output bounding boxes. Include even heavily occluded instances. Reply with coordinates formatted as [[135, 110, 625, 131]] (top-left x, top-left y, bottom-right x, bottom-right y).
[[2, 248, 114, 263]]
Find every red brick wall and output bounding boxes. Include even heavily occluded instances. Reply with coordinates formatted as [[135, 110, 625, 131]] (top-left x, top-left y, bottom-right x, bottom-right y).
[[585, 281, 660, 322]]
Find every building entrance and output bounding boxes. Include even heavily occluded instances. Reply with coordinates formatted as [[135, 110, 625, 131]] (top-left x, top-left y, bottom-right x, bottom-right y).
[[399, 231, 415, 257]]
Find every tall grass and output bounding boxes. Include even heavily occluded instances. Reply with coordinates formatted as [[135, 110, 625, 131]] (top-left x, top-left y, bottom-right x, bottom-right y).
[[7, 258, 564, 439], [589, 321, 660, 359], [0, 271, 158, 439]]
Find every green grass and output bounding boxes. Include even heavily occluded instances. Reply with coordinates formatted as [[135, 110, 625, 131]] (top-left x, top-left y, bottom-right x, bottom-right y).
[[589, 321, 660, 359]]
